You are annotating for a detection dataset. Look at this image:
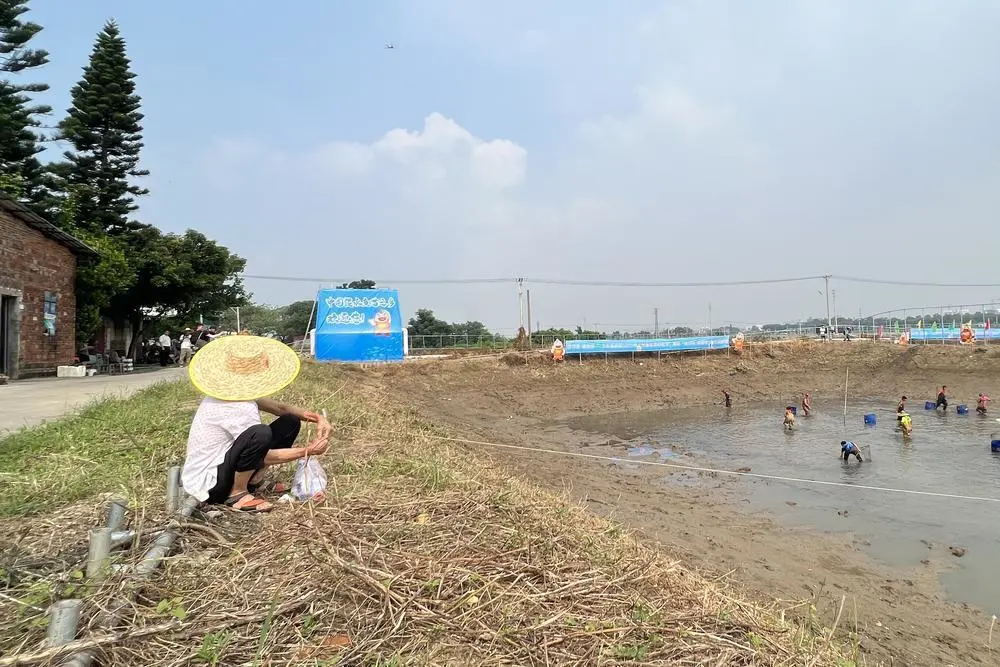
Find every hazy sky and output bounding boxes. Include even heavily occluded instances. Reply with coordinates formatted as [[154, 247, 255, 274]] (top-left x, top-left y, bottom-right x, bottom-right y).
[[29, 1, 1000, 332]]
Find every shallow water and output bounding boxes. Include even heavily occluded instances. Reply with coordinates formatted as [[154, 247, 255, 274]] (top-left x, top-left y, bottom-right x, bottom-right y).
[[572, 401, 1000, 614]]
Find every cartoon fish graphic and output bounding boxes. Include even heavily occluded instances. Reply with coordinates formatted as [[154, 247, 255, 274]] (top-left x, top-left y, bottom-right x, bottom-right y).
[[370, 309, 392, 335]]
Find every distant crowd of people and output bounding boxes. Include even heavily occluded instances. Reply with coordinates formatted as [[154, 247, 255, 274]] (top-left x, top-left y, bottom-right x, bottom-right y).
[[155, 324, 221, 367]]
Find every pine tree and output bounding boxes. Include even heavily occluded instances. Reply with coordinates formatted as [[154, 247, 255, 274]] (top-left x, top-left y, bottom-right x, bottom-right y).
[[58, 20, 148, 235], [0, 0, 51, 204]]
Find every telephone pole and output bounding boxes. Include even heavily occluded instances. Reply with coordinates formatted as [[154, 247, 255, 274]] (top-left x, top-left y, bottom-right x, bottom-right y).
[[517, 278, 524, 331], [832, 289, 838, 333], [824, 275, 832, 342], [526, 290, 532, 342], [654, 308, 659, 336]]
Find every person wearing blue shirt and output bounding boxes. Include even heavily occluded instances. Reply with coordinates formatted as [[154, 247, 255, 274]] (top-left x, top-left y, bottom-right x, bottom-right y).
[[841, 440, 863, 462]]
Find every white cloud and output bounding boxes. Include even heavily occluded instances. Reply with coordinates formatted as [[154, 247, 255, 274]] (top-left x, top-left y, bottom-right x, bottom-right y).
[[303, 113, 526, 194]]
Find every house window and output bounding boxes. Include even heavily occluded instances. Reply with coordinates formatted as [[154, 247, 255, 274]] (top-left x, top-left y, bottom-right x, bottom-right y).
[[43, 291, 57, 335]]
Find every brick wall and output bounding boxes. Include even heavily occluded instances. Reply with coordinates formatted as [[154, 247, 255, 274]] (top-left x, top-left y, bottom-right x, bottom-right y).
[[0, 210, 78, 378]]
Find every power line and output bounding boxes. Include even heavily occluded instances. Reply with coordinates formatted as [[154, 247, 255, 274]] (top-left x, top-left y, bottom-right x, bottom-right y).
[[521, 276, 827, 287], [833, 275, 1000, 288], [242, 275, 512, 285], [243, 272, 1000, 289], [243, 274, 828, 287]]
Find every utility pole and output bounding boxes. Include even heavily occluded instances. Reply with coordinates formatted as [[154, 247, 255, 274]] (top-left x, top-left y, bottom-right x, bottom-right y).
[[517, 278, 524, 331], [654, 308, 659, 337], [832, 289, 838, 333], [824, 275, 832, 342], [229, 306, 241, 333], [708, 302, 712, 335], [526, 289, 532, 343]]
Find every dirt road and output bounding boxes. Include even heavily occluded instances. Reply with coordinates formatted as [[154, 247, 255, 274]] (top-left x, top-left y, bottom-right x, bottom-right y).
[[345, 342, 1000, 666]]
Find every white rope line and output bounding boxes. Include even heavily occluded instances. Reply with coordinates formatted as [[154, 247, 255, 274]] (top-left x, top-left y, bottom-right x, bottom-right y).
[[366, 429, 1000, 504]]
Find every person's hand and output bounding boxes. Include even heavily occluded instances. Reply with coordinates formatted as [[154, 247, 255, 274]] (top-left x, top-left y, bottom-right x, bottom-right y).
[[303, 411, 333, 440], [306, 437, 330, 456]]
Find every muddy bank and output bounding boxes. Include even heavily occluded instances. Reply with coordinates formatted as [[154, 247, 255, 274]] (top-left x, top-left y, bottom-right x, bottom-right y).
[[352, 343, 1000, 666]]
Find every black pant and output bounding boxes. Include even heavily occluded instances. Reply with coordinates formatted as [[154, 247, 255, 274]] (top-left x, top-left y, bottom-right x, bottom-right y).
[[843, 449, 862, 461], [936, 396, 947, 410], [159, 347, 171, 366], [206, 414, 301, 503]]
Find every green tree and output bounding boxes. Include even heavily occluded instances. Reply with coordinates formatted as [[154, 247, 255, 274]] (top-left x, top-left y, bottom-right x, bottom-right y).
[[106, 227, 247, 355], [450, 320, 491, 341], [338, 279, 375, 289], [407, 309, 454, 347], [57, 20, 148, 236], [278, 300, 316, 339], [55, 187, 133, 340], [214, 303, 280, 335], [0, 0, 51, 206]]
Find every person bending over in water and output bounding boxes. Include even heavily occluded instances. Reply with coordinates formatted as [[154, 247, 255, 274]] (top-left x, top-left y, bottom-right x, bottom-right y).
[[936, 385, 948, 411], [896, 395, 907, 420], [841, 440, 864, 462], [783, 407, 795, 430], [722, 390, 732, 408], [898, 412, 913, 436], [801, 392, 812, 416], [977, 393, 991, 415]]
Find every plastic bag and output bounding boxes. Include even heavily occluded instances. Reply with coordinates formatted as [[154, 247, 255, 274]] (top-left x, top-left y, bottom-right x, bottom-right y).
[[292, 456, 327, 501]]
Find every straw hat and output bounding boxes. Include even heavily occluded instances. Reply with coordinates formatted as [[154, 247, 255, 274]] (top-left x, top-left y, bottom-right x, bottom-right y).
[[188, 335, 300, 401]]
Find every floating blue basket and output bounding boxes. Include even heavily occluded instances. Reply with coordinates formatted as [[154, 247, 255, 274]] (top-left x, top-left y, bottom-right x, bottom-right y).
[[957, 404, 968, 415], [925, 401, 936, 410], [992, 435, 1000, 453], [864, 413, 876, 426]]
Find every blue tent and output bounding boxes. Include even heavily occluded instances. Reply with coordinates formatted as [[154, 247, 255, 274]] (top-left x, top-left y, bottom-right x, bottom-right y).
[[314, 289, 404, 363]]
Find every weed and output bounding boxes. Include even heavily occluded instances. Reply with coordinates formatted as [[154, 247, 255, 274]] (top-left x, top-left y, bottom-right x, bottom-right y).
[[196, 631, 232, 666]]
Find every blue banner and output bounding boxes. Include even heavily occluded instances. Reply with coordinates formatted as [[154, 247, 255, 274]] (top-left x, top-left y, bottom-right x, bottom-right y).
[[314, 289, 405, 362], [908, 328, 1000, 341], [564, 336, 730, 355]]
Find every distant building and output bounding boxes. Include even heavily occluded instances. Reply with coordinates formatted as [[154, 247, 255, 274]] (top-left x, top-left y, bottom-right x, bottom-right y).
[[0, 193, 95, 379]]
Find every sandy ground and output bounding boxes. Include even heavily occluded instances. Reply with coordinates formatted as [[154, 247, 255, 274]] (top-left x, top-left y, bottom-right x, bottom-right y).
[[0, 368, 184, 434], [350, 342, 1000, 666]]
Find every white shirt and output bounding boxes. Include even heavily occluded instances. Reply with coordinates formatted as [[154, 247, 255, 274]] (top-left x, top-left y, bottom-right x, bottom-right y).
[[182, 397, 261, 501], [158, 334, 171, 348], [180, 334, 192, 349]]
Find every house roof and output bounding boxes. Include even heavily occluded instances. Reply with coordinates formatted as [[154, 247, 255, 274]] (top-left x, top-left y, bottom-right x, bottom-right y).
[[0, 191, 96, 256]]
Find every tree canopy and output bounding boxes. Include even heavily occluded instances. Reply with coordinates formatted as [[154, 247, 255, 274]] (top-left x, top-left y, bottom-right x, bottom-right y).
[[0, 0, 50, 206], [57, 20, 148, 236], [338, 279, 376, 289]]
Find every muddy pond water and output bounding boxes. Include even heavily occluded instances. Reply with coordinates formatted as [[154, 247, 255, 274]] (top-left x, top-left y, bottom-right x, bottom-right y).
[[568, 400, 1000, 614]]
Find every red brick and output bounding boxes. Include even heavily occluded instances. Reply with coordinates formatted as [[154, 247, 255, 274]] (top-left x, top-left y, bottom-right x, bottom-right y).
[[0, 210, 78, 379]]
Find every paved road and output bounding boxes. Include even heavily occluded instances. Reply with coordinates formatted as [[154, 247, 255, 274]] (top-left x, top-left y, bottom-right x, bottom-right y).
[[0, 368, 185, 435]]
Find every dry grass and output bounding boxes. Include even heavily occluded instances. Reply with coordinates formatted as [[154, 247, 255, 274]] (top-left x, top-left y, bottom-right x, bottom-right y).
[[0, 362, 852, 665]]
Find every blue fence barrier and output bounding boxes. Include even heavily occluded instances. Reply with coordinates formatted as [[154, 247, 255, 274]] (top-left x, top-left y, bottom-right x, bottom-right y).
[[564, 335, 730, 355], [908, 328, 1000, 341]]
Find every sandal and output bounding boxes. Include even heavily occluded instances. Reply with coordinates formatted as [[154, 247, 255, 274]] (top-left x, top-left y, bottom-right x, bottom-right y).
[[248, 479, 291, 496], [224, 492, 274, 513]]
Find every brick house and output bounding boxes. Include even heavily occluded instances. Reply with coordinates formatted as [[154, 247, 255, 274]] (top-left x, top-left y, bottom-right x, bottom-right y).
[[0, 193, 95, 379]]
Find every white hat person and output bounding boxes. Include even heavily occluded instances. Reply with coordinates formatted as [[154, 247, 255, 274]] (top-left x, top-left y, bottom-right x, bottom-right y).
[[188, 335, 301, 401]]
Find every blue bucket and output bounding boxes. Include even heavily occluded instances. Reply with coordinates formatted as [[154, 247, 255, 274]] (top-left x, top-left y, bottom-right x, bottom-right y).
[[957, 404, 968, 415], [992, 440, 1000, 453], [864, 413, 876, 425], [788, 406, 797, 415], [925, 401, 936, 410]]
